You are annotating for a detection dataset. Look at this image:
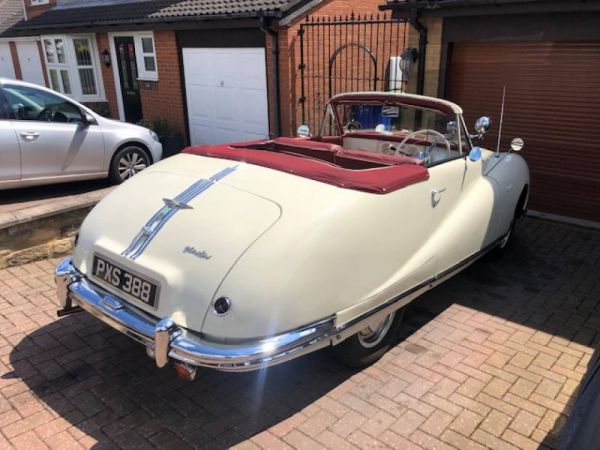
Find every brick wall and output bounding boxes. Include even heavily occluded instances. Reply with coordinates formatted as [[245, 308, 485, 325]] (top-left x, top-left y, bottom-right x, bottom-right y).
[[8, 42, 22, 79], [35, 40, 49, 87], [95, 33, 119, 119], [94, 31, 186, 142], [24, 0, 56, 19], [404, 17, 443, 97], [138, 31, 187, 142]]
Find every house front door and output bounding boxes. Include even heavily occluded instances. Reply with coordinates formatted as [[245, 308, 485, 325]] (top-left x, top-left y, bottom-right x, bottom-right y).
[[114, 36, 142, 123]]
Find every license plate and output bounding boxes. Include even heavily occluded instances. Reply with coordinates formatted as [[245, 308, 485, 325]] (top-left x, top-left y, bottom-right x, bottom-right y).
[[92, 255, 159, 308]]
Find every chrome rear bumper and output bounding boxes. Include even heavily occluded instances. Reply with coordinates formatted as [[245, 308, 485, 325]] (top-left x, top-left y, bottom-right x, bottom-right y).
[[54, 257, 336, 372]]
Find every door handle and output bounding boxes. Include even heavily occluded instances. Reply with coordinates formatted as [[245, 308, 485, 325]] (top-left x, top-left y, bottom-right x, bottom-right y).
[[20, 131, 40, 141], [431, 188, 446, 207]]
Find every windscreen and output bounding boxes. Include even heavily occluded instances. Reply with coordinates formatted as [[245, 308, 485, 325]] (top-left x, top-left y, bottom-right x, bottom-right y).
[[335, 103, 454, 135]]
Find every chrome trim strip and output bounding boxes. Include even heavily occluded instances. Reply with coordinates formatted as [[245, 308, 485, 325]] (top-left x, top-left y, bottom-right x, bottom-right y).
[[122, 165, 238, 260], [55, 260, 336, 372], [333, 237, 502, 338]]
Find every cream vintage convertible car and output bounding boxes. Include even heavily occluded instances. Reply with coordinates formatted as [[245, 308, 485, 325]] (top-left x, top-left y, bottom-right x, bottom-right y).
[[55, 92, 529, 379]]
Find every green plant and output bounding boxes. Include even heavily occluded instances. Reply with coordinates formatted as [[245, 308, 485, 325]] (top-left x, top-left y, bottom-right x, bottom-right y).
[[150, 117, 174, 139]]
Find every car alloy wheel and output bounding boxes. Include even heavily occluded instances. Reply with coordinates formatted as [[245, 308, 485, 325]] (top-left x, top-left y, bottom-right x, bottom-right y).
[[118, 147, 148, 181], [357, 311, 396, 348]]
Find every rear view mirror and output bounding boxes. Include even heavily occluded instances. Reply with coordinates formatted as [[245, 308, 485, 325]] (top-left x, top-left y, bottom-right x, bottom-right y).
[[297, 124, 311, 138], [446, 121, 458, 134]]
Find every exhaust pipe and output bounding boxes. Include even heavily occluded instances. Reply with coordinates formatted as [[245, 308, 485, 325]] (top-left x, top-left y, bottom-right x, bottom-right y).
[[173, 362, 197, 381]]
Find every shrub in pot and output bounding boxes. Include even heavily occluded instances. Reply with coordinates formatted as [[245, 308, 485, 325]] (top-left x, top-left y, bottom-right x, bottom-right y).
[[139, 117, 185, 158]]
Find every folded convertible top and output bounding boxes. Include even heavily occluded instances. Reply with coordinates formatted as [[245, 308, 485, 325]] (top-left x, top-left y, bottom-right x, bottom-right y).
[[183, 141, 429, 194]]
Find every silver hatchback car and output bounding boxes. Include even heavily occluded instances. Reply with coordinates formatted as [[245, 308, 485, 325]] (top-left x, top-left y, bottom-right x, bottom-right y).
[[0, 78, 162, 190]]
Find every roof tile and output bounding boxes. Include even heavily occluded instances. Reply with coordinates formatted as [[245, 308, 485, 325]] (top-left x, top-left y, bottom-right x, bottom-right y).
[[12, 0, 305, 30]]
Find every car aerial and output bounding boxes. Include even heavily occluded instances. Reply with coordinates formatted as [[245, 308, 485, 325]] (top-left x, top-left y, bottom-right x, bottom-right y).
[[55, 91, 529, 380], [0, 78, 162, 189]]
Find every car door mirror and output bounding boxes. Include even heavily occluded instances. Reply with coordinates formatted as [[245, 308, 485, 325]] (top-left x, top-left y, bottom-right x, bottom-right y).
[[82, 112, 97, 126], [474, 116, 491, 136]]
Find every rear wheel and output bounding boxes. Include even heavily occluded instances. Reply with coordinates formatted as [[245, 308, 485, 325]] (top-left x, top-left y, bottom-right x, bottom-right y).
[[331, 308, 405, 368], [109, 145, 150, 184]]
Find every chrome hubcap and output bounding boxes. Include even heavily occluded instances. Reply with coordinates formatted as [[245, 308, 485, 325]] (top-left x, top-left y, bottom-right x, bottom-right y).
[[357, 311, 395, 348], [118, 150, 147, 180]]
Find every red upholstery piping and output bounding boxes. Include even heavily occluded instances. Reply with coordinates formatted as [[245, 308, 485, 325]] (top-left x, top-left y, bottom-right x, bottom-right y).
[[183, 143, 429, 194]]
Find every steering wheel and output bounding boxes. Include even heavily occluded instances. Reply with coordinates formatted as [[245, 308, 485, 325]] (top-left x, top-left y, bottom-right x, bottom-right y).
[[395, 129, 451, 160], [36, 108, 54, 122]]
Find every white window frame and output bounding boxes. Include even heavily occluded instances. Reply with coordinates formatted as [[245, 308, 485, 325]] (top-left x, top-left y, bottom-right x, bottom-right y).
[[134, 32, 158, 81], [41, 34, 105, 102], [31, 0, 50, 5]]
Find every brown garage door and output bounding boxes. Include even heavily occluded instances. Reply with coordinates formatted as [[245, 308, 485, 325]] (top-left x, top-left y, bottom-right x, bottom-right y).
[[446, 42, 600, 222]]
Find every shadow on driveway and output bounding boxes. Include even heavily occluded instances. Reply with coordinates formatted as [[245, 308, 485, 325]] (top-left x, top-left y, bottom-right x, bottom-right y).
[[0, 179, 111, 215]]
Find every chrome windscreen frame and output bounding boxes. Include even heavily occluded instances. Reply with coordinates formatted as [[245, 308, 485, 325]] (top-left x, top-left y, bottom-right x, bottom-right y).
[[54, 257, 336, 372]]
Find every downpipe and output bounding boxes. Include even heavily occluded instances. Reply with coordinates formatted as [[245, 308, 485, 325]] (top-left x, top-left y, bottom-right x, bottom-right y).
[[260, 17, 282, 137]]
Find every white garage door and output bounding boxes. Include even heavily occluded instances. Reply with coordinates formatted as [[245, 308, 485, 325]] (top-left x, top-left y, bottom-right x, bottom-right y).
[[182, 48, 269, 146], [0, 43, 15, 79], [16, 41, 45, 86]]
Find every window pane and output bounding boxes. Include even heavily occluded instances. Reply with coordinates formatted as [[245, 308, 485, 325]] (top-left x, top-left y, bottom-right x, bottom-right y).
[[79, 68, 97, 95], [60, 70, 72, 95], [144, 56, 156, 72], [141, 37, 154, 54], [73, 38, 92, 66], [49, 69, 60, 91], [55, 39, 66, 64], [44, 39, 55, 63], [3, 84, 83, 123], [118, 44, 130, 90]]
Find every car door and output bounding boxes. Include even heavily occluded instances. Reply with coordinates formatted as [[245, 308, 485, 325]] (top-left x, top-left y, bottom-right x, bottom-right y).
[[0, 91, 20, 183], [424, 120, 496, 275], [2, 83, 105, 180], [426, 156, 471, 273]]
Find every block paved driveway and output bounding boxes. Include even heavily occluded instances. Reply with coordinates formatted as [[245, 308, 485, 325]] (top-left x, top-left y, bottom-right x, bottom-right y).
[[0, 217, 599, 449]]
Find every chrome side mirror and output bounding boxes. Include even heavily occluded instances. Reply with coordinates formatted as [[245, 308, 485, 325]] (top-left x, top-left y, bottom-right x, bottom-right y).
[[510, 137, 524, 152], [297, 124, 311, 138], [474, 116, 491, 136]]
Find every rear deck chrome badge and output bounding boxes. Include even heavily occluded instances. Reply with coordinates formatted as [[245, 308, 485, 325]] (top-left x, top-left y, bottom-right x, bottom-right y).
[[121, 165, 238, 260], [162, 198, 193, 210]]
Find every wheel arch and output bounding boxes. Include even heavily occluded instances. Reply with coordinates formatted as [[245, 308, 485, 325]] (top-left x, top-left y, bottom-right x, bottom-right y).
[[111, 141, 153, 166], [516, 184, 529, 218]]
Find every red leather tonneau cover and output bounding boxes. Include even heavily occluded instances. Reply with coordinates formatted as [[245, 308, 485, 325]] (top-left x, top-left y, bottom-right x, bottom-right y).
[[183, 143, 429, 194]]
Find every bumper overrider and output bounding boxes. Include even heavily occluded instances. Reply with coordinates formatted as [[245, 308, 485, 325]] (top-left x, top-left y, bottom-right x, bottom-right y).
[[55, 257, 336, 373]]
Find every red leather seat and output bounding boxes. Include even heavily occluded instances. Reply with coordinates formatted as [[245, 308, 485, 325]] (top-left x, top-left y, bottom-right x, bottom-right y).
[[335, 149, 423, 169], [271, 137, 341, 163]]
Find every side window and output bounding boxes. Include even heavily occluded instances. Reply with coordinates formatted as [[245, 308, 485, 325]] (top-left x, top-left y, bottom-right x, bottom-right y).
[[414, 112, 464, 167], [3, 85, 84, 123], [0, 90, 12, 119]]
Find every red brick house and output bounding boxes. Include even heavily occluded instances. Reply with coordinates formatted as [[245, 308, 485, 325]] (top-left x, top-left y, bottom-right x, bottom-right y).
[[5, 0, 410, 147]]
